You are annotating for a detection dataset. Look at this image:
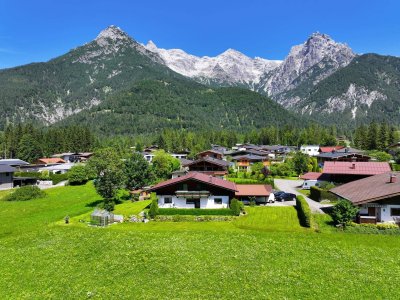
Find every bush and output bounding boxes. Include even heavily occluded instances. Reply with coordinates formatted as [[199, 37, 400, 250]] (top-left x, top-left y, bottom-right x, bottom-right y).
[[331, 199, 359, 226], [296, 195, 312, 227], [158, 208, 234, 216], [14, 171, 68, 185], [309, 186, 337, 202], [345, 222, 400, 235], [68, 165, 89, 185], [149, 194, 159, 219], [230, 198, 241, 216], [5, 186, 46, 201], [39, 170, 50, 180], [50, 173, 69, 185]]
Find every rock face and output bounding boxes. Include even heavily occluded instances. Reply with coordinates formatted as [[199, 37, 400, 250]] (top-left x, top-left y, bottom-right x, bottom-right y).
[[145, 41, 282, 87], [259, 33, 355, 96]]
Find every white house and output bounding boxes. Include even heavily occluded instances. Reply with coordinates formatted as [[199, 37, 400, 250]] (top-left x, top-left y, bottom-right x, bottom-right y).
[[330, 172, 400, 224], [142, 152, 188, 163], [300, 145, 320, 156], [149, 172, 237, 209]]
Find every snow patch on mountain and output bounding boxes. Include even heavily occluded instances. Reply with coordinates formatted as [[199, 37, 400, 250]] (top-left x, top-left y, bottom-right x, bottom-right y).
[[144, 41, 282, 85]]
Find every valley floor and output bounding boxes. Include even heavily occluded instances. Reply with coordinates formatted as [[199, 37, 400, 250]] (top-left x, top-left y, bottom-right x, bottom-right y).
[[0, 183, 399, 299]]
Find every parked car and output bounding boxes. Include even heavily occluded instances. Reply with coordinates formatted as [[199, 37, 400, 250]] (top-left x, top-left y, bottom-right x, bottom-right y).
[[273, 191, 285, 198], [276, 192, 296, 202]]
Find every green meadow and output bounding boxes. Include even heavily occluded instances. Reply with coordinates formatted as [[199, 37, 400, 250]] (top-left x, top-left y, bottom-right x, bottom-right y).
[[0, 183, 399, 299]]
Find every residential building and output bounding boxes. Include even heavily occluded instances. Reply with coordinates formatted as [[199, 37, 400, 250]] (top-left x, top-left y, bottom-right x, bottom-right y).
[[184, 156, 230, 178], [142, 152, 188, 163], [322, 161, 391, 183], [197, 149, 224, 160], [0, 159, 29, 167], [316, 149, 370, 166], [0, 164, 15, 190], [231, 154, 269, 172], [150, 172, 237, 209], [300, 145, 320, 156], [235, 184, 272, 204], [330, 172, 400, 224]]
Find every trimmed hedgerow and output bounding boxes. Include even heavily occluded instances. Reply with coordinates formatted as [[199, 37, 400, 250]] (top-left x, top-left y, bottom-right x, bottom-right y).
[[5, 186, 46, 201], [345, 222, 400, 235], [296, 195, 312, 228], [158, 208, 234, 216], [309, 186, 337, 202]]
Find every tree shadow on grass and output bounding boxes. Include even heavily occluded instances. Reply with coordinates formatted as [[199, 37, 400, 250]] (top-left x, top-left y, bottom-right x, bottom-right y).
[[86, 199, 103, 208]]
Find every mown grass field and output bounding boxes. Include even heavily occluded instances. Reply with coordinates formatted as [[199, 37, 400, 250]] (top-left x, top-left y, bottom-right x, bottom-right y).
[[1, 183, 400, 299]]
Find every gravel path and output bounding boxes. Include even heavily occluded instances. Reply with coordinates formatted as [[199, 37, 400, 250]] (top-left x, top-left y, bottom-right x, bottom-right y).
[[274, 179, 331, 214]]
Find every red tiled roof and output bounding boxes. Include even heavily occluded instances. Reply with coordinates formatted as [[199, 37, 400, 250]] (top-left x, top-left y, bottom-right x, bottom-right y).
[[323, 161, 391, 176], [37, 158, 66, 164], [235, 184, 272, 197], [319, 146, 345, 153], [150, 172, 237, 192], [300, 172, 322, 180], [330, 172, 400, 204]]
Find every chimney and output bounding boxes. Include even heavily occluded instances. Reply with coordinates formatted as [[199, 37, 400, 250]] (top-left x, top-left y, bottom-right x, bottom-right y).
[[390, 174, 397, 183], [351, 163, 356, 169]]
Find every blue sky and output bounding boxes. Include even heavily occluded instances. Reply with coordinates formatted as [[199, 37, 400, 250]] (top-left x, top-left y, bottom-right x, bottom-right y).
[[0, 0, 399, 69]]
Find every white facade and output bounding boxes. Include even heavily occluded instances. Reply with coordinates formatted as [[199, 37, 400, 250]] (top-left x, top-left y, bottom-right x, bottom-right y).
[[158, 195, 229, 209], [143, 153, 187, 163], [300, 145, 320, 156], [359, 204, 400, 223]]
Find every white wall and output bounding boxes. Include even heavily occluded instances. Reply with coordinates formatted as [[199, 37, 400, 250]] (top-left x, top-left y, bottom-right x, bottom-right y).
[[300, 146, 320, 156], [158, 195, 229, 209], [380, 205, 400, 223]]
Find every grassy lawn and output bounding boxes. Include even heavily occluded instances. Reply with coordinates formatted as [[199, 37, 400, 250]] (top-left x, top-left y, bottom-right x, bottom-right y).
[[113, 200, 151, 216], [234, 206, 306, 232], [0, 189, 11, 200], [1, 184, 400, 299]]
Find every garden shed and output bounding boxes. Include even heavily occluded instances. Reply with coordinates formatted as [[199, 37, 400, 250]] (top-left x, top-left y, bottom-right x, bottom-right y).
[[90, 209, 114, 226]]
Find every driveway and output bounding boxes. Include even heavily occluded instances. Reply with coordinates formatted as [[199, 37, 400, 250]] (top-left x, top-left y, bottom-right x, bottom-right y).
[[274, 179, 331, 214]]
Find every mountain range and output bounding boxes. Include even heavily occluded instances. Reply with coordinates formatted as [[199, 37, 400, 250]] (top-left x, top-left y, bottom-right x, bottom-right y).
[[0, 25, 399, 134]]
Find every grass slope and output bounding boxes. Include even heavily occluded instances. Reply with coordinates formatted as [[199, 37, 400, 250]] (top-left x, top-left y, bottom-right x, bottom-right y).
[[1, 184, 400, 299]]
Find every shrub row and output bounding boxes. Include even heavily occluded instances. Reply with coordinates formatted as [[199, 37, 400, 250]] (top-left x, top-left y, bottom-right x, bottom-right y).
[[5, 186, 46, 201], [158, 208, 234, 216], [227, 177, 274, 187], [345, 222, 400, 235], [14, 172, 68, 185], [309, 186, 337, 202], [391, 163, 400, 171], [155, 215, 235, 222], [296, 195, 312, 228]]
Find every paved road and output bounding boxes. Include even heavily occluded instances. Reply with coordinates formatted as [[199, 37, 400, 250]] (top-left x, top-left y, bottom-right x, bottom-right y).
[[274, 179, 331, 214]]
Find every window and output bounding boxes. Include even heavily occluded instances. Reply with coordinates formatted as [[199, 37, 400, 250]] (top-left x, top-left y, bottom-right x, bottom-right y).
[[182, 184, 188, 191], [164, 197, 172, 204], [186, 199, 194, 205], [5, 172, 9, 177], [390, 208, 400, 216], [214, 198, 222, 205]]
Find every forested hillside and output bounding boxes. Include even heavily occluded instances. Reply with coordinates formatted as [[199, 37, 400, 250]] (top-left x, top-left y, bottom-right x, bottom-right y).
[[61, 78, 305, 135]]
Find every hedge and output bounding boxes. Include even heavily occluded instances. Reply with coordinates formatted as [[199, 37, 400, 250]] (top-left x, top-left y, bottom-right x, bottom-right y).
[[391, 163, 400, 171], [227, 177, 274, 187], [158, 208, 234, 216], [14, 172, 68, 185], [309, 186, 337, 202], [296, 195, 312, 228]]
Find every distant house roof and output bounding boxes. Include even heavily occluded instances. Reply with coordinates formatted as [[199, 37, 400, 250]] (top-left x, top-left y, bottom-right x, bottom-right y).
[[316, 152, 370, 160], [180, 158, 193, 166], [150, 172, 237, 192], [388, 142, 400, 149], [335, 147, 364, 154], [330, 172, 400, 205], [0, 164, 16, 173], [300, 172, 323, 180], [52, 152, 77, 157], [39, 163, 74, 171], [235, 184, 272, 197], [231, 149, 269, 157], [0, 159, 29, 167], [197, 149, 224, 156], [186, 156, 230, 167], [37, 158, 66, 164], [231, 154, 266, 161], [319, 146, 345, 153], [322, 161, 391, 176]]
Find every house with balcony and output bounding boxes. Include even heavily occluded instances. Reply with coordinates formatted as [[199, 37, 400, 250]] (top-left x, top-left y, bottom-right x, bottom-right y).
[[300, 145, 320, 157], [330, 172, 400, 224], [184, 156, 230, 178], [231, 154, 269, 172], [150, 172, 237, 209]]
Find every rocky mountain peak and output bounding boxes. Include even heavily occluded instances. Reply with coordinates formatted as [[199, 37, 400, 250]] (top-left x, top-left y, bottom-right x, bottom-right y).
[[96, 25, 130, 41], [261, 32, 355, 96]]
